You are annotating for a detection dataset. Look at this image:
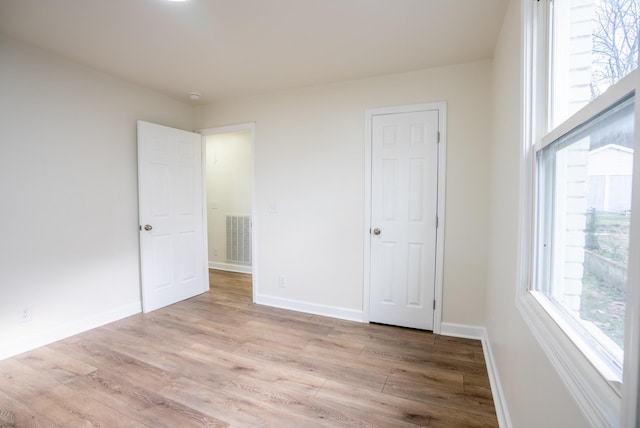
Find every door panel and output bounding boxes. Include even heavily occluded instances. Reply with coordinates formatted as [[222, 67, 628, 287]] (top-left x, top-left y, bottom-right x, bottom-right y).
[[138, 120, 207, 313], [407, 243, 424, 306], [370, 110, 439, 330]]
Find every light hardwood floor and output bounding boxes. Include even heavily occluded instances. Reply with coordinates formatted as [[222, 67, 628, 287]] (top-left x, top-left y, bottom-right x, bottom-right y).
[[0, 270, 498, 427]]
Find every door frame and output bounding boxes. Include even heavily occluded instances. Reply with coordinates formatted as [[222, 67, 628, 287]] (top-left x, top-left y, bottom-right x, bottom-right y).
[[363, 102, 447, 333], [199, 123, 257, 303]]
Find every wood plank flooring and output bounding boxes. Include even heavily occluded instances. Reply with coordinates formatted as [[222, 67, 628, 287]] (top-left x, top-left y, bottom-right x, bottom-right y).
[[0, 270, 498, 427]]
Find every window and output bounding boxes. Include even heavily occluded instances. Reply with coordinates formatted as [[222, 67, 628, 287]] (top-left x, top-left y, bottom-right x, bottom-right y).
[[520, 0, 639, 425], [535, 95, 633, 380], [550, 0, 638, 128]]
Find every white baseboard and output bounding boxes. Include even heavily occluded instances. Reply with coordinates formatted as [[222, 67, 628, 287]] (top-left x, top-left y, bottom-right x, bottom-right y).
[[481, 328, 513, 428], [440, 322, 512, 428], [255, 293, 363, 323], [0, 301, 141, 361], [209, 261, 252, 274], [440, 322, 485, 340]]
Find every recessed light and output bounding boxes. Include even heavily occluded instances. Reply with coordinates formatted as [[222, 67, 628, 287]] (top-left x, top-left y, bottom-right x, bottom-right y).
[[188, 92, 201, 101]]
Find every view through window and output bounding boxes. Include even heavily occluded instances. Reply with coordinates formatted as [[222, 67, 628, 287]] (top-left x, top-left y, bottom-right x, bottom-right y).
[[535, 0, 638, 379], [551, 0, 638, 127], [536, 97, 633, 370]]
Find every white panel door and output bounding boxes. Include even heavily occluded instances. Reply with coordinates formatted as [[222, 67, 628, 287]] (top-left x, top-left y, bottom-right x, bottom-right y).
[[370, 110, 439, 330], [137, 120, 207, 313]]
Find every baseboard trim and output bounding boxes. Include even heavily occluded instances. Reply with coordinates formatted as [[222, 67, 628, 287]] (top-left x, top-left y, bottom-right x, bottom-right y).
[[209, 261, 252, 274], [481, 328, 513, 428], [440, 322, 512, 428], [255, 294, 363, 323], [439, 322, 485, 340], [0, 301, 141, 361]]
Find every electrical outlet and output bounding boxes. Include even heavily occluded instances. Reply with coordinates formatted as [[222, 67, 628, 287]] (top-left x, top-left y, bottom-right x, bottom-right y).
[[19, 305, 33, 323], [278, 274, 287, 288], [214, 248, 219, 256]]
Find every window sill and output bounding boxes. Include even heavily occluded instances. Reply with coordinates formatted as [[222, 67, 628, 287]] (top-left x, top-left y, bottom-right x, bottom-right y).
[[529, 290, 623, 388]]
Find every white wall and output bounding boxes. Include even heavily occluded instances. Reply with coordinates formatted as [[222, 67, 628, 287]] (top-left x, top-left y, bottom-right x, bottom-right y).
[[196, 61, 492, 325], [0, 35, 195, 359], [485, 1, 590, 426], [206, 131, 252, 268]]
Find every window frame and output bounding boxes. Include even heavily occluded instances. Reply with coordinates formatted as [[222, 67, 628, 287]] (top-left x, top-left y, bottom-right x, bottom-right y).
[[517, 0, 640, 426]]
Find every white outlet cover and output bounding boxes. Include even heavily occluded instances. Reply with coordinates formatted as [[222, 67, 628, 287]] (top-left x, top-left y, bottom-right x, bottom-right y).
[[19, 305, 33, 322]]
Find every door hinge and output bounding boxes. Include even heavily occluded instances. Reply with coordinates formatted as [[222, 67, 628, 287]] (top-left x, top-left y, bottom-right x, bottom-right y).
[[437, 131, 440, 143], [435, 216, 439, 228], [433, 299, 436, 310]]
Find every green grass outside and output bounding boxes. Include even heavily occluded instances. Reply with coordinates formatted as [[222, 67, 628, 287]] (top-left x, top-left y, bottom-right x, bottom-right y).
[[580, 211, 629, 348], [580, 273, 626, 348]]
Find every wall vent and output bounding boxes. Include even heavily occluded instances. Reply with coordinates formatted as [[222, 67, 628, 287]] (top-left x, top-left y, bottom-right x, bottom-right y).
[[226, 215, 251, 265]]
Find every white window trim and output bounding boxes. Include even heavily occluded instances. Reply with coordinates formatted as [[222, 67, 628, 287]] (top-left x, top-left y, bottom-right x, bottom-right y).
[[516, 1, 640, 427], [620, 64, 640, 428]]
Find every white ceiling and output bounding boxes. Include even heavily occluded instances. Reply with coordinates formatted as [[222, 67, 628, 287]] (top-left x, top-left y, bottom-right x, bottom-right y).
[[0, 0, 507, 105]]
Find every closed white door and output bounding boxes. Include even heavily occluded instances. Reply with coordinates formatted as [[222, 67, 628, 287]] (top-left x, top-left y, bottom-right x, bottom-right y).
[[369, 110, 439, 330], [137, 120, 207, 313]]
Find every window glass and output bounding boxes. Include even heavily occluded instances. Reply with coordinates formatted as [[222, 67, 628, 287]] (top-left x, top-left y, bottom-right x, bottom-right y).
[[551, 0, 639, 128], [536, 96, 634, 369]]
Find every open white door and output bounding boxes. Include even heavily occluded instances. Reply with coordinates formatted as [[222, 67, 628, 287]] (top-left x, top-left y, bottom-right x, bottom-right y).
[[137, 120, 207, 313]]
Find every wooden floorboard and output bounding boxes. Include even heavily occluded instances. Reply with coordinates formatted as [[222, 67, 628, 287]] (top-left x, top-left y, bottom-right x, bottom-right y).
[[0, 270, 498, 427]]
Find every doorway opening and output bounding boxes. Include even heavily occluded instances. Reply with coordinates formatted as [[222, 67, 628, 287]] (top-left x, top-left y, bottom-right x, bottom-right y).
[[201, 124, 256, 301]]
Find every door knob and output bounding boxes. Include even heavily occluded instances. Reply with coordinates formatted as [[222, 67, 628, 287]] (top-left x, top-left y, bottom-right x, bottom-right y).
[[372, 228, 381, 235], [144, 224, 153, 231]]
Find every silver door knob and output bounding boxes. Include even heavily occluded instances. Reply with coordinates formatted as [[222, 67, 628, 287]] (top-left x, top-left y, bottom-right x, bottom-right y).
[[144, 224, 153, 231], [372, 228, 381, 235]]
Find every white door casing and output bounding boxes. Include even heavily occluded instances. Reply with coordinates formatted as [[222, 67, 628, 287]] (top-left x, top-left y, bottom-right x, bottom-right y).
[[137, 120, 208, 313], [365, 104, 445, 331]]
